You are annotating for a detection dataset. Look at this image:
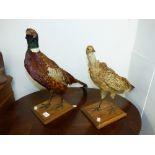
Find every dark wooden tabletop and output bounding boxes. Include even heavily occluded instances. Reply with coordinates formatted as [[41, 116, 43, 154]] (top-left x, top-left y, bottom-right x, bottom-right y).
[[0, 87, 141, 135]]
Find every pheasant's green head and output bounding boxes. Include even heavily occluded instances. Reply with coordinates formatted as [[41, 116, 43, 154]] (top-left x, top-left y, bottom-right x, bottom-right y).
[[25, 28, 39, 49]]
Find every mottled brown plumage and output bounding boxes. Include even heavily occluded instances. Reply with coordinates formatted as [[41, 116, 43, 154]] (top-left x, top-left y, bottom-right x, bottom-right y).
[[24, 28, 87, 99], [86, 45, 134, 100]]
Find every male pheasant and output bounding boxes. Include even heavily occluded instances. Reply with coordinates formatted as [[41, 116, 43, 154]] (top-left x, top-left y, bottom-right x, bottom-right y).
[[24, 28, 87, 107]]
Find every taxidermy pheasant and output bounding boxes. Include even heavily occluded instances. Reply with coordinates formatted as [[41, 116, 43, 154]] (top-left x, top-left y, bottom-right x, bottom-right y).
[[86, 45, 134, 110], [24, 28, 87, 108]]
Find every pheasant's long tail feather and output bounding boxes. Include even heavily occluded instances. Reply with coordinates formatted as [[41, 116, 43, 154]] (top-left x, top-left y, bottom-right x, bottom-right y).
[[126, 84, 134, 93], [74, 79, 87, 97], [75, 79, 88, 88]]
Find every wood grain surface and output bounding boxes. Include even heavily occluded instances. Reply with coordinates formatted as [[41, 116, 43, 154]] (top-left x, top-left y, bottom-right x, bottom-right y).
[[0, 87, 141, 135]]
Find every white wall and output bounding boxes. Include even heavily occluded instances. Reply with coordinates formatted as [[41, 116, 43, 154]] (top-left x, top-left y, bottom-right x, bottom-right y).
[[0, 19, 138, 100], [127, 19, 155, 134]]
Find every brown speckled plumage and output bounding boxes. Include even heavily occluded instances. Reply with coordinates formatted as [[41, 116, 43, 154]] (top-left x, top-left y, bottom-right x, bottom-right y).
[[86, 45, 134, 99], [24, 28, 87, 95]]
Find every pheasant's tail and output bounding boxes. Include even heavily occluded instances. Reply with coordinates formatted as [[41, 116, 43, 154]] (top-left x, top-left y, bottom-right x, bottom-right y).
[[75, 79, 87, 97], [75, 79, 88, 88], [128, 84, 134, 92], [130, 84, 135, 90]]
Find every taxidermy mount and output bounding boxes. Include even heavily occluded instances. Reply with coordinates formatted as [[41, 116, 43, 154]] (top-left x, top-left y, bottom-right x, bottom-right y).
[[24, 28, 87, 124], [82, 45, 134, 129]]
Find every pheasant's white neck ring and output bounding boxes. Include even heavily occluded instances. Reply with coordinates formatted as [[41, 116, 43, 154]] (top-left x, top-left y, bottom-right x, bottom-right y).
[[31, 48, 40, 53]]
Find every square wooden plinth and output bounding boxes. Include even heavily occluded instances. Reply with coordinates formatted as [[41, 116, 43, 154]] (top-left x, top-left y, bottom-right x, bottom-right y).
[[82, 100, 127, 129], [32, 96, 76, 125]]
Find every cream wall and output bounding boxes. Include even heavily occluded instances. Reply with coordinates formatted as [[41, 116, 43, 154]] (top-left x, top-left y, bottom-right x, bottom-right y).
[[0, 19, 138, 100]]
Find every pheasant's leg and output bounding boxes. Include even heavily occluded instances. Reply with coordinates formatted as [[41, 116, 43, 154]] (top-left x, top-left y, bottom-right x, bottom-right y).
[[48, 90, 54, 105], [55, 95, 64, 109], [96, 92, 107, 111], [59, 96, 64, 108], [110, 93, 116, 99], [96, 100, 103, 111], [39, 90, 54, 109]]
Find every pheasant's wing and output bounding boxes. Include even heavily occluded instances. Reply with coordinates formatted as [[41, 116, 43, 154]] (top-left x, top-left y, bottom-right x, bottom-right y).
[[39, 52, 76, 85], [47, 67, 76, 85], [100, 64, 130, 92]]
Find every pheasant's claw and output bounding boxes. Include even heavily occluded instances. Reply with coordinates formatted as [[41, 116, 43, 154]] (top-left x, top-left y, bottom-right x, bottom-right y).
[[39, 102, 50, 110], [48, 96, 64, 111], [95, 107, 101, 111], [108, 105, 115, 114], [87, 106, 102, 112], [55, 102, 64, 110]]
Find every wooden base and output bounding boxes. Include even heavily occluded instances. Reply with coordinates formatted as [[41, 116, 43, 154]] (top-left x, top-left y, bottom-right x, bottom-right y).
[[32, 96, 76, 125], [82, 100, 127, 129]]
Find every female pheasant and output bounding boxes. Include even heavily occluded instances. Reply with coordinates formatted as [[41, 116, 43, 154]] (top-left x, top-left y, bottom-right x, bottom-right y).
[[86, 45, 134, 110], [24, 28, 87, 107]]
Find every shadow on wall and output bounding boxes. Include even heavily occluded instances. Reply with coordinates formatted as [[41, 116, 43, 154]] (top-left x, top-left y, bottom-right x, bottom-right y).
[[127, 20, 155, 135], [140, 112, 155, 135]]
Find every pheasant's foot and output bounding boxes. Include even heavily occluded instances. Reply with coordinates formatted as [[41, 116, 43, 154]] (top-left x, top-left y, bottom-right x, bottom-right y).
[[55, 102, 64, 110], [88, 107, 105, 113], [38, 90, 54, 110], [39, 102, 51, 110], [87, 100, 103, 112], [96, 106, 101, 111], [108, 105, 115, 114], [48, 96, 64, 111]]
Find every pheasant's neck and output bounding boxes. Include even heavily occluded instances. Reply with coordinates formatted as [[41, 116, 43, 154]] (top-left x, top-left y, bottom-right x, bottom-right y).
[[87, 52, 97, 66], [26, 35, 39, 52], [30, 47, 40, 53]]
